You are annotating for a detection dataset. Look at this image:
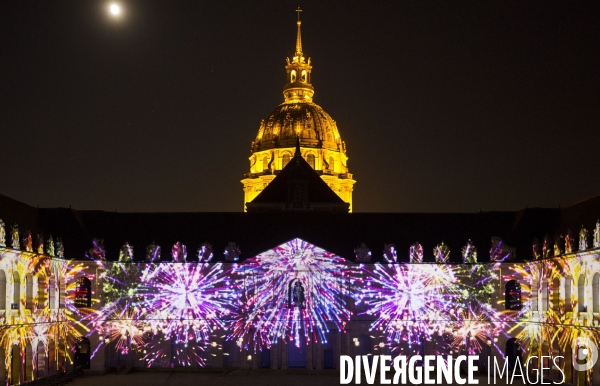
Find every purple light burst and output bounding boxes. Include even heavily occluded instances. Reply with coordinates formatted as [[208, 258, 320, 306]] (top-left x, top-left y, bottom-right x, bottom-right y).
[[230, 238, 357, 351]]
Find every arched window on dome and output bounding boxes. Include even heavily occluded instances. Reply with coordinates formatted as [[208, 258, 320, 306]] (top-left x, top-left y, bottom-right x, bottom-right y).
[[282, 154, 291, 169], [328, 157, 335, 172], [301, 70, 307, 83], [306, 154, 315, 169], [290, 70, 297, 83], [262, 156, 269, 172]]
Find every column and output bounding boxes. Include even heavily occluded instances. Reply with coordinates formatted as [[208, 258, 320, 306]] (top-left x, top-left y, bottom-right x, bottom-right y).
[[306, 339, 313, 369], [315, 341, 322, 370], [282, 342, 288, 369], [270, 341, 279, 369], [335, 330, 342, 370]]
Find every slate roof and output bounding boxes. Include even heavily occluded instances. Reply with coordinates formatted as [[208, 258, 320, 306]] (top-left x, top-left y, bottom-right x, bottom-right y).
[[1, 192, 598, 264]]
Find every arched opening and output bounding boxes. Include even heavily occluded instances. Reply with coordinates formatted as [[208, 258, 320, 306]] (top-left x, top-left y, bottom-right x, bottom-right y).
[[282, 154, 291, 169], [564, 276, 573, 312], [578, 274, 586, 312], [541, 280, 548, 312], [262, 156, 269, 172], [74, 337, 91, 369], [531, 280, 538, 311], [25, 274, 33, 310], [355, 335, 374, 365], [288, 339, 307, 368], [25, 343, 32, 382], [260, 348, 270, 368], [593, 273, 600, 313], [301, 70, 307, 82], [328, 157, 335, 172], [58, 278, 66, 308], [0, 270, 6, 310], [36, 341, 46, 378], [222, 339, 239, 368], [75, 277, 92, 308], [505, 280, 522, 310], [48, 277, 56, 309], [48, 340, 56, 375], [11, 344, 20, 385], [0, 348, 5, 384], [290, 70, 296, 83], [552, 278, 560, 311], [306, 154, 315, 169], [37, 275, 46, 309], [12, 272, 20, 310]]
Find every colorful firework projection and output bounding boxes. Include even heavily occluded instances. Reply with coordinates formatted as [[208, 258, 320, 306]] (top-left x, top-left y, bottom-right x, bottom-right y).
[[358, 241, 508, 356], [230, 238, 358, 351], [86, 253, 237, 366], [357, 262, 457, 352]]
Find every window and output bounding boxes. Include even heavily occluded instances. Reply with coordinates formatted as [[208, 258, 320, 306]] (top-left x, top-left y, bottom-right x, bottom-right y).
[[26, 274, 33, 310], [301, 70, 307, 82], [531, 281, 538, 311], [0, 270, 5, 310], [541, 280, 548, 312], [262, 156, 269, 172], [328, 157, 335, 172], [36, 341, 46, 377], [59, 278, 66, 308], [12, 272, 20, 309], [593, 273, 600, 313], [307, 154, 315, 169], [505, 280, 522, 310], [75, 277, 92, 308], [49, 277, 56, 309], [579, 274, 587, 312], [564, 276, 572, 312], [552, 278, 560, 311], [282, 154, 291, 169], [290, 70, 296, 83], [37, 276, 46, 309]]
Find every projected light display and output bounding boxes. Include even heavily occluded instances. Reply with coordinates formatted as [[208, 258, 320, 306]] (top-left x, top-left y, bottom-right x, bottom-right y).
[[357, 262, 457, 351], [6, 229, 598, 381], [504, 248, 600, 384], [0, 245, 96, 384], [229, 238, 358, 351], [86, 257, 236, 366]]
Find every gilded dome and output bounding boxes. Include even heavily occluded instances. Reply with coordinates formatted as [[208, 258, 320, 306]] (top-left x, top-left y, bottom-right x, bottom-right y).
[[252, 102, 345, 153]]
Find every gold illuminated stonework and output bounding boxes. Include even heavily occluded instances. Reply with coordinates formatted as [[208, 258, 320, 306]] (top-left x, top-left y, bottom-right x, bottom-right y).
[[242, 13, 356, 211]]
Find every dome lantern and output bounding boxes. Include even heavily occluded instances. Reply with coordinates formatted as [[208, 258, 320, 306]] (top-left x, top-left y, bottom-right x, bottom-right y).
[[284, 9, 314, 103]]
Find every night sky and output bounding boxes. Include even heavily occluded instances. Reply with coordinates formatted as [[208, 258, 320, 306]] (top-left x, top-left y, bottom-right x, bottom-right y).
[[1, 1, 599, 213]]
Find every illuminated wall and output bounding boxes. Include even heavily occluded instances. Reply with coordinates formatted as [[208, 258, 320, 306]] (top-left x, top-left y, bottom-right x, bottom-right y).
[[0, 243, 98, 385], [3, 229, 600, 382]]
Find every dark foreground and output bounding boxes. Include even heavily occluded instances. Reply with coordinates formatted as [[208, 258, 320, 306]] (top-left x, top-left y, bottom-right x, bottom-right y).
[[70, 369, 537, 386]]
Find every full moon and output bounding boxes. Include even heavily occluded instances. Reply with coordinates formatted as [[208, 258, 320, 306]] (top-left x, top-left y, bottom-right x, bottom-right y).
[[109, 4, 121, 16]]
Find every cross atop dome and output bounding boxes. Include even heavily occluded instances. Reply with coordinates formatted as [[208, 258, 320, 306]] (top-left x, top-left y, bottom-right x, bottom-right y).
[[284, 8, 313, 103], [295, 6, 303, 57]]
